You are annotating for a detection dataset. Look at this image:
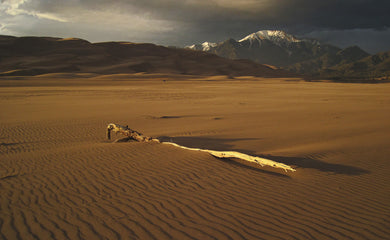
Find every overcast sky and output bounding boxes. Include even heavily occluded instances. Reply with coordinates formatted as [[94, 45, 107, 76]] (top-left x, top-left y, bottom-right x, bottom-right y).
[[1, 0, 389, 53]]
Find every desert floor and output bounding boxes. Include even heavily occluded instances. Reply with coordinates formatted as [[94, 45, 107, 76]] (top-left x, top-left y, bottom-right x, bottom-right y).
[[1, 74, 389, 239]]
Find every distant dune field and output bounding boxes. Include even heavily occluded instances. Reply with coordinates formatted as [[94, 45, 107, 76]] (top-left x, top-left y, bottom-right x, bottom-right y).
[[1, 75, 389, 240], [0, 35, 294, 78]]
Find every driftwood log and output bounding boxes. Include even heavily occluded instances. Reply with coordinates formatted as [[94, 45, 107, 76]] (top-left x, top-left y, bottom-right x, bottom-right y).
[[107, 123, 160, 143], [107, 123, 296, 172]]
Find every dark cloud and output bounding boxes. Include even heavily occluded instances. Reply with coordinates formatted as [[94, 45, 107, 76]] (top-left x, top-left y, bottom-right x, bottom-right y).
[[106, 0, 390, 33], [259, 0, 389, 30], [1, 0, 389, 52]]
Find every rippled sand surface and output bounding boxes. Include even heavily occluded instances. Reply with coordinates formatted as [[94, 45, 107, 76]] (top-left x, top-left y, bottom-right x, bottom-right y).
[[1, 75, 389, 239]]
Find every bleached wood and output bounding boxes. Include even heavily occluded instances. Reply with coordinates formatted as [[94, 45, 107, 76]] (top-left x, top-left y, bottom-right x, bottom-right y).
[[107, 123, 295, 172], [162, 142, 295, 172]]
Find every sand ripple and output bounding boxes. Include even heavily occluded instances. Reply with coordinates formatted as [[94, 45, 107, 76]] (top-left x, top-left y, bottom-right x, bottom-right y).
[[1, 119, 389, 240]]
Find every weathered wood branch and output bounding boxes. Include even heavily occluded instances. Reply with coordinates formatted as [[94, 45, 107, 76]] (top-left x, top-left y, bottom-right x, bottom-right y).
[[107, 123, 295, 172], [162, 142, 296, 172], [107, 123, 160, 143]]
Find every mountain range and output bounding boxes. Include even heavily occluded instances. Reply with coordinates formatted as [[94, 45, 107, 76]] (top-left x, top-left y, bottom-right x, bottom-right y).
[[187, 30, 390, 81], [1, 33, 388, 81], [0, 35, 293, 78]]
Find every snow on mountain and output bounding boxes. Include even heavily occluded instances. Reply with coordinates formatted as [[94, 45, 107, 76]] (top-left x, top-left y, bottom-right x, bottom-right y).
[[239, 30, 302, 48], [187, 41, 217, 51], [184, 29, 370, 75], [201, 42, 217, 51], [187, 30, 307, 51]]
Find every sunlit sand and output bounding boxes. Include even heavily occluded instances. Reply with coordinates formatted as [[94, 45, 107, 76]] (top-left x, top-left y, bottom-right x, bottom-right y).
[[1, 74, 389, 239]]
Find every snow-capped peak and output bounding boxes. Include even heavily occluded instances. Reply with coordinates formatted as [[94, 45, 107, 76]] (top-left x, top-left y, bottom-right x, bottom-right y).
[[187, 44, 197, 49], [186, 41, 216, 51], [239, 30, 301, 47], [201, 42, 217, 51]]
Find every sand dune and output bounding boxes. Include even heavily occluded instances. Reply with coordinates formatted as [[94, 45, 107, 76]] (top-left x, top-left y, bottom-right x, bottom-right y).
[[0, 36, 293, 78], [1, 75, 389, 239]]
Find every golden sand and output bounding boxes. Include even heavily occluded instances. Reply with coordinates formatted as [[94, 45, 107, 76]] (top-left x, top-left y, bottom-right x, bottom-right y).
[[1, 75, 389, 239]]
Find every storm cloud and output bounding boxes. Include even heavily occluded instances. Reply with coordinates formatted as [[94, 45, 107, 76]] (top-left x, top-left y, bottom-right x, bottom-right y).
[[1, 0, 389, 53]]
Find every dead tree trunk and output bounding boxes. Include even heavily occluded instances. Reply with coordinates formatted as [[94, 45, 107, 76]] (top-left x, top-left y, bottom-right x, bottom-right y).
[[107, 123, 295, 172]]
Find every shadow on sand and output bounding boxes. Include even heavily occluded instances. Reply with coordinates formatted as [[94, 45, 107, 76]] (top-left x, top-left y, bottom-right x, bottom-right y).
[[158, 136, 369, 176]]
